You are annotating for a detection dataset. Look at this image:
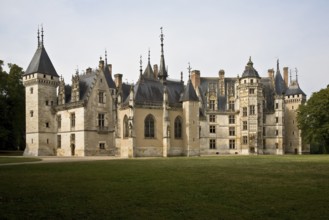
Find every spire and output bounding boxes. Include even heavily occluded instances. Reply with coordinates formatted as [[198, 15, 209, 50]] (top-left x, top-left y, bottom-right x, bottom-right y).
[[37, 27, 40, 48], [277, 59, 280, 72], [41, 25, 44, 47], [290, 69, 292, 83], [105, 49, 108, 65], [180, 63, 198, 102], [187, 62, 192, 79], [295, 68, 298, 82], [158, 27, 168, 82], [148, 49, 150, 64], [139, 55, 143, 79], [181, 71, 183, 83]]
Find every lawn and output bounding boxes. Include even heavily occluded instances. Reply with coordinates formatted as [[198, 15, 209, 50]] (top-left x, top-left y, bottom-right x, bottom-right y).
[[0, 157, 41, 164], [0, 155, 329, 219]]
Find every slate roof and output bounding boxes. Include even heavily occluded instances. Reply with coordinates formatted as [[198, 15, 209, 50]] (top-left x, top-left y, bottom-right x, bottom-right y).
[[241, 57, 260, 79], [143, 62, 155, 79], [24, 46, 59, 77], [285, 80, 306, 96], [180, 79, 199, 102], [274, 69, 287, 95], [103, 65, 116, 89]]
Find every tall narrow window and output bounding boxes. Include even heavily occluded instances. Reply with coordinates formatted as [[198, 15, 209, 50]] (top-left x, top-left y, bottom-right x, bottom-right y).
[[99, 143, 105, 149], [71, 113, 76, 128], [229, 101, 235, 111], [249, 105, 255, 115], [98, 113, 105, 128], [209, 125, 216, 133], [123, 115, 129, 138], [99, 92, 104, 103], [229, 115, 235, 124], [276, 117, 279, 123], [174, 116, 182, 139], [229, 140, 235, 149], [275, 103, 279, 109], [243, 136, 248, 144], [209, 115, 216, 122], [249, 88, 255, 94], [209, 139, 216, 149], [229, 127, 235, 136], [30, 87, 33, 94], [243, 107, 247, 116], [209, 100, 215, 110], [243, 121, 247, 130], [57, 135, 61, 148], [144, 114, 155, 138], [30, 110, 34, 117]]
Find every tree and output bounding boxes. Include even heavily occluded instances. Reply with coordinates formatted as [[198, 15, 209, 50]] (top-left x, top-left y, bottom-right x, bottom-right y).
[[0, 60, 25, 150], [297, 86, 329, 153]]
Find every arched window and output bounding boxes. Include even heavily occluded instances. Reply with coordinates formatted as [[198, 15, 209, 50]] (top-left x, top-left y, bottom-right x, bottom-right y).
[[174, 116, 182, 139], [123, 115, 129, 138], [144, 114, 155, 138]]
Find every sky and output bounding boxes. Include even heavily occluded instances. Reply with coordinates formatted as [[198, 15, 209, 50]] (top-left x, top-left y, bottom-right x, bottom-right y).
[[1, 0, 329, 96]]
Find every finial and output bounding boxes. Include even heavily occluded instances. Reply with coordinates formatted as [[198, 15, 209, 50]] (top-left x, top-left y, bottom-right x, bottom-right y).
[[289, 69, 292, 83], [249, 56, 251, 62], [187, 62, 192, 79], [37, 26, 40, 48], [100, 56, 102, 61], [160, 27, 164, 55], [105, 49, 108, 64], [76, 66, 79, 75], [139, 55, 143, 78], [41, 25, 44, 47], [181, 71, 183, 82], [295, 68, 298, 82], [148, 49, 150, 63], [277, 59, 279, 71]]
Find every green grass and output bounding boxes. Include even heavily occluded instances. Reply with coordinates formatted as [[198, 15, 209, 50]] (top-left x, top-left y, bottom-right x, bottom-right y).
[[1, 155, 329, 219], [0, 157, 41, 164]]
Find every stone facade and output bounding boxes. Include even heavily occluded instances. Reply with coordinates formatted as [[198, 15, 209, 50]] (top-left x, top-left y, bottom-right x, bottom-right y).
[[23, 29, 309, 157]]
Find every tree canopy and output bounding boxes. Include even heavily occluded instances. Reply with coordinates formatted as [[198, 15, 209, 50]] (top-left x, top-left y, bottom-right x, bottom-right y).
[[297, 86, 329, 153], [0, 60, 25, 150]]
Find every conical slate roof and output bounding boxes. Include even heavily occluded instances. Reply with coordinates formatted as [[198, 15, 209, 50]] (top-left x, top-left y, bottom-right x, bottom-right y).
[[143, 62, 155, 79], [285, 80, 306, 96], [241, 57, 260, 79], [24, 46, 58, 77], [180, 79, 199, 102], [274, 61, 287, 95], [104, 65, 116, 89]]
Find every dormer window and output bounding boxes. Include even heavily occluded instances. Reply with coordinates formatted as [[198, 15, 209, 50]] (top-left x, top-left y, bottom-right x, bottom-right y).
[[51, 76, 53, 80], [43, 74, 46, 78], [250, 79, 253, 84]]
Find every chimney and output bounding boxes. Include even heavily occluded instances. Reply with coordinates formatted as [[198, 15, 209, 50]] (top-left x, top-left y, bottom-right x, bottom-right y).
[[283, 67, 289, 86], [268, 68, 274, 79], [99, 60, 104, 70], [191, 70, 200, 89], [219, 69, 225, 96], [153, 64, 158, 78], [114, 73, 123, 88], [86, 67, 92, 75]]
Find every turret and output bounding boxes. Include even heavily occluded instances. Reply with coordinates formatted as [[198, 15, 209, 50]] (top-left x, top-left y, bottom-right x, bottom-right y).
[[158, 27, 168, 83]]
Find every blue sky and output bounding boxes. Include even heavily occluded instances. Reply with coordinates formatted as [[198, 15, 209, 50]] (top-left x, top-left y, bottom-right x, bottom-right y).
[[1, 0, 329, 96]]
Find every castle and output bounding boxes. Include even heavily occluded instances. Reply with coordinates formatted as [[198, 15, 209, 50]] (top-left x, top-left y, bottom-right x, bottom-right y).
[[23, 28, 309, 157]]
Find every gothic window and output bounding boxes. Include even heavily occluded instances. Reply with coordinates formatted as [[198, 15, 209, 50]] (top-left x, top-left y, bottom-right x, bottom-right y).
[[249, 88, 255, 94], [57, 135, 61, 148], [209, 100, 215, 110], [174, 116, 182, 139], [144, 114, 155, 138], [57, 115, 61, 128], [249, 105, 255, 115], [98, 113, 105, 128], [229, 101, 235, 111], [99, 92, 104, 103], [229, 115, 235, 124], [209, 115, 216, 122], [229, 140, 235, 149], [209, 125, 216, 133], [71, 113, 76, 128], [209, 139, 216, 149], [243, 107, 247, 116], [123, 115, 129, 138], [243, 121, 247, 130], [229, 127, 235, 136], [243, 136, 248, 144]]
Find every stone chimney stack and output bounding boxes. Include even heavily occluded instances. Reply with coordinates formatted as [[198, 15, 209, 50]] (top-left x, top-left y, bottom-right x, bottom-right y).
[[283, 67, 289, 86], [268, 68, 274, 79], [153, 64, 159, 78], [114, 73, 123, 88], [219, 69, 225, 96], [191, 70, 200, 90]]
